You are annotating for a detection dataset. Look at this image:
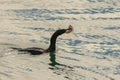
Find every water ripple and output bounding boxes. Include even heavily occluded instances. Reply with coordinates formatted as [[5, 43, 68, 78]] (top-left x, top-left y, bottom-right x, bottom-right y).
[[7, 7, 120, 21]]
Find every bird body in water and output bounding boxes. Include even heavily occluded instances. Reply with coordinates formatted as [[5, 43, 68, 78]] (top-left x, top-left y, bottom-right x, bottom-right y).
[[12, 25, 73, 55]]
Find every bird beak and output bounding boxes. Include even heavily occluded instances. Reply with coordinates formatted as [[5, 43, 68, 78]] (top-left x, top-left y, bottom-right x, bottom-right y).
[[65, 25, 73, 33]]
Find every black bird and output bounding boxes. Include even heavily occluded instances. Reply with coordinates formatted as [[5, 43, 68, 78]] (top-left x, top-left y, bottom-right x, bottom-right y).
[[12, 25, 73, 55]]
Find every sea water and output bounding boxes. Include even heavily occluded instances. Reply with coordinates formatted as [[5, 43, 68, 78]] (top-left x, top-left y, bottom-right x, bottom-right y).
[[0, 0, 120, 80]]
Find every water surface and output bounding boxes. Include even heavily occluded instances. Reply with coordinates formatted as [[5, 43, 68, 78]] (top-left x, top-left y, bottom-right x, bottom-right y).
[[0, 0, 120, 80]]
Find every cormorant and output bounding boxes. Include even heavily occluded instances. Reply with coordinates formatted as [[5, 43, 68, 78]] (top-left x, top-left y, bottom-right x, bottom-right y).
[[12, 25, 73, 55]]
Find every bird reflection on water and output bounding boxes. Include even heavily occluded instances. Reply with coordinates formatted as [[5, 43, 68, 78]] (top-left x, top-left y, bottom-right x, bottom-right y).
[[48, 52, 85, 80], [49, 52, 70, 67], [49, 51, 73, 79], [49, 52, 58, 66]]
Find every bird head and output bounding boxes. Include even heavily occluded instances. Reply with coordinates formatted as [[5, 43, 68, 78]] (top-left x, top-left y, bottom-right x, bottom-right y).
[[65, 25, 73, 33]]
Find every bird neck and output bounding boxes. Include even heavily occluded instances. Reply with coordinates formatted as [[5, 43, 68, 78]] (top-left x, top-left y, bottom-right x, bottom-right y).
[[45, 29, 66, 53], [47, 33, 58, 52]]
